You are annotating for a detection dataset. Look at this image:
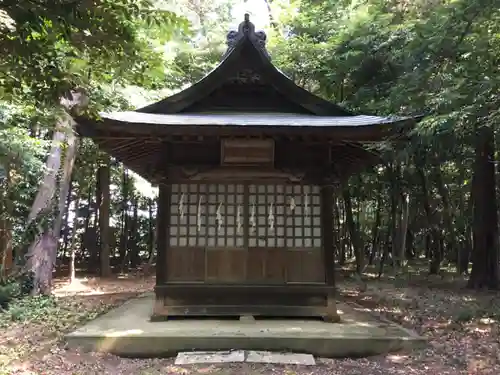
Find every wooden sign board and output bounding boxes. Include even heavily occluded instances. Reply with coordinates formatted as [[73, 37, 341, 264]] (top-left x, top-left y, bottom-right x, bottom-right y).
[[221, 138, 274, 166]]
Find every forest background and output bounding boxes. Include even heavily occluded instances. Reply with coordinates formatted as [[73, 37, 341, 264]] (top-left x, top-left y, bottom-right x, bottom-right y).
[[0, 0, 500, 296], [1, 1, 500, 373]]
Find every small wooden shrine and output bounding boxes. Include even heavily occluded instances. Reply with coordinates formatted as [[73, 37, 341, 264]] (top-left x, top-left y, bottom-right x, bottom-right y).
[[77, 15, 421, 322]]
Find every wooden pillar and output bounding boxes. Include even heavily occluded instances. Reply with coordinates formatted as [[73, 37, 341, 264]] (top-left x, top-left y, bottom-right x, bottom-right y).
[[320, 184, 340, 322], [152, 183, 171, 319]]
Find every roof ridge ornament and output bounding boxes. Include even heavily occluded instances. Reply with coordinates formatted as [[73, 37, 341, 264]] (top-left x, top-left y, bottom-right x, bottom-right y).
[[223, 13, 270, 60]]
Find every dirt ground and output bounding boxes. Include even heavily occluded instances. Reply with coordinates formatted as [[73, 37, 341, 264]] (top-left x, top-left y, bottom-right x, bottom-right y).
[[1, 273, 499, 375]]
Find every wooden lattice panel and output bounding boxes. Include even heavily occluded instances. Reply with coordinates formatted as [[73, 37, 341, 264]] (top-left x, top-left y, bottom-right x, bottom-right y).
[[169, 183, 321, 250], [248, 184, 321, 248], [169, 183, 245, 248]]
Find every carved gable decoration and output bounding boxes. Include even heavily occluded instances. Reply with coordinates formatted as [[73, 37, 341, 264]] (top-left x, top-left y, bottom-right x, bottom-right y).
[[223, 13, 270, 60], [226, 68, 263, 85]]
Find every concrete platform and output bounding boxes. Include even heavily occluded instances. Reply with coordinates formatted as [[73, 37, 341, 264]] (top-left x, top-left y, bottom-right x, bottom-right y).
[[65, 294, 426, 358]]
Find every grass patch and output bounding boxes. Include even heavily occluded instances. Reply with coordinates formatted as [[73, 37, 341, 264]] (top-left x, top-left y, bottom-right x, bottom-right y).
[[0, 295, 107, 328], [0, 291, 133, 371]]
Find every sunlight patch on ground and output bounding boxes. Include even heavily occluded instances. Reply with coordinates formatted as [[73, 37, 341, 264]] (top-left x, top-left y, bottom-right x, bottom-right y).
[[52, 275, 155, 298], [194, 366, 221, 374], [53, 278, 106, 297], [375, 307, 403, 314], [461, 296, 476, 302], [165, 366, 190, 374], [354, 307, 373, 313], [387, 354, 408, 363], [466, 325, 493, 335], [479, 318, 496, 325]]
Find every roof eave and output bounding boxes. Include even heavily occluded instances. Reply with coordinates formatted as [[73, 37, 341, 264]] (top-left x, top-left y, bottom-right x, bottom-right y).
[[76, 115, 420, 144]]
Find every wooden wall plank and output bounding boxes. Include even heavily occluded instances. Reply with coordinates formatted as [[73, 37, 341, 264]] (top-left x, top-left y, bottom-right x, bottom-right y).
[[247, 248, 287, 283], [265, 248, 287, 282], [166, 247, 205, 282], [206, 249, 246, 282], [286, 249, 323, 283], [246, 247, 266, 281]]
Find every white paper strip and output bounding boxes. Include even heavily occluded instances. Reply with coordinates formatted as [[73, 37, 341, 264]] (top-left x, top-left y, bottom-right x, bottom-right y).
[[197, 196, 203, 232], [304, 192, 309, 218], [236, 205, 242, 234], [216, 202, 223, 232], [178, 193, 185, 220], [250, 201, 256, 233], [268, 202, 275, 231]]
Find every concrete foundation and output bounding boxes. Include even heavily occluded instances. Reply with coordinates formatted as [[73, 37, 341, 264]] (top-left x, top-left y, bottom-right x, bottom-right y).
[[65, 294, 426, 358]]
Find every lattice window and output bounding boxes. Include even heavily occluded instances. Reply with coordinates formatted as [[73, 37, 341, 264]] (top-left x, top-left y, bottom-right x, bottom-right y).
[[248, 184, 321, 248], [206, 184, 245, 247], [170, 183, 321, 248], [170, 183, 244, 248], [170, 184, 200, 247]]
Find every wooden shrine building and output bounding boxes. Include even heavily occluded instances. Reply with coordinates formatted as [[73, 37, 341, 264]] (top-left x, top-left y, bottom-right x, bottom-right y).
[[77, 15, 421, 322]]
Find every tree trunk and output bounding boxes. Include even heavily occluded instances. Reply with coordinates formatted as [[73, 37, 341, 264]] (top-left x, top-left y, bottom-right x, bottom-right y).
[[369, 191, 382, 265], [468, 126, 499, 289], [81, 173, 92, 255], [147, 198, 155, 262], [405, 230, 415, 259], [27, 129, 66, 226], [85, 163, 99, 269], [388, 164, 399, 268], [459, 182, 474, 275], [396, 193, 410, 270], [53, 135, 78, 242], [342, 185, 364, 273], [119, 168, 130, 271], [378, 227, 392, 278], [61, 179, 73, 260], [435, 168, 457, 264], [334, 199, 346, 265], [129, 194, 140, 269], [25, 118, 69, 295], [97, 155, 111, 277], [0, 163, 12, 278], [416, 163, 442, 274], [69, 193, 81, 283]]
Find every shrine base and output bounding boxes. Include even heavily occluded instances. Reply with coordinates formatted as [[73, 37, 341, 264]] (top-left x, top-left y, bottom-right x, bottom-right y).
[[152, 283, 340, 322], [66, 293, 426, 358]]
